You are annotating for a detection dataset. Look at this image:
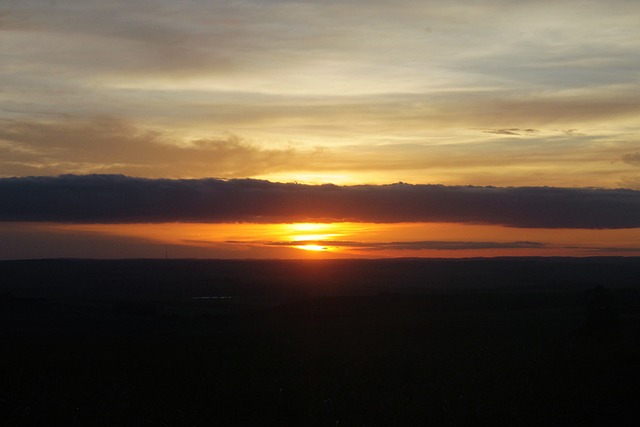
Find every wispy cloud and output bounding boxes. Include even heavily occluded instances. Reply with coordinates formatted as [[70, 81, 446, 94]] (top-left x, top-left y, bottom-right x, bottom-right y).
[[2, 116, 638, 189], [622, 152, 640, 166], [580, 246, 640, 253], [0, 117, 324, 178], [2, 1, 640, 189], [483, 128, 539, 136], [1, 175, 639, 228]]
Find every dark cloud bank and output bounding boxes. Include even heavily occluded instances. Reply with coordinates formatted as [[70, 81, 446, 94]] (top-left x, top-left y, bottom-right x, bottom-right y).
[[1, 175, 639, 228]]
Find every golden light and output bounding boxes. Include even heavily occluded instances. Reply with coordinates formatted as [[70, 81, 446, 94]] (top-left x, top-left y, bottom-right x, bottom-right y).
[[294, 244, 331, 252], [38, 221, 640, 258], [286, 223, 341, 244], [291, 233, 336, 241], [283, 223, 344, 252], [289, 223, 334, 232]]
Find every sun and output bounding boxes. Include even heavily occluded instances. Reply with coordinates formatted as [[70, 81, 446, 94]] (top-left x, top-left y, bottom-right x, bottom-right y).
[[284, 223, 342, 253], [294, 244, 331, 252]]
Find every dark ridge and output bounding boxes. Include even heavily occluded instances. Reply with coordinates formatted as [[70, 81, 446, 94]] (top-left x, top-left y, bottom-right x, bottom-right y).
[[2, 257, 639, 301], [2, 257, 640, 426]]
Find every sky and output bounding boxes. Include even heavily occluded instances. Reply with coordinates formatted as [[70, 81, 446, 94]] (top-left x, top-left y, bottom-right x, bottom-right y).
[[1, 0, 640, 258]]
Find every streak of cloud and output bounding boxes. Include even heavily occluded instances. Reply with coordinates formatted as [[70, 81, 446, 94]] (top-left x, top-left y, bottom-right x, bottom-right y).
[[2, 1, 640, 190], [622, 152, 640, 166], [1, 175, 639, 228], [261, 240, 546, 251], [483, 128, 540, 136], [2, 117, 638, 190], [0, 117, 323, 178]]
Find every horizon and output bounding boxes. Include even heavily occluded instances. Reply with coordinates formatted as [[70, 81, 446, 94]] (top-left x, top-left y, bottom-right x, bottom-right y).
[[2, 175, 640, 259]]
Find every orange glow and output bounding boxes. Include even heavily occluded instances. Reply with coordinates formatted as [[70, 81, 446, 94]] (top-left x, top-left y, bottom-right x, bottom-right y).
[[286, 222, 341, 244], [20, 221, 639, 259], [289, 223, 332, 232], [294, 244, 332, 252]]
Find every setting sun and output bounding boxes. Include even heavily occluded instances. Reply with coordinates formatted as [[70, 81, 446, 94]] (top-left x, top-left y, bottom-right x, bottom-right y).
[[8, 220, 637, 259], [294, 244, 332, 252]]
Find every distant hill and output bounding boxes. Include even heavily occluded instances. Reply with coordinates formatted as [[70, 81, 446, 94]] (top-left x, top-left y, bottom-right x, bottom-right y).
[[2, 257, 639, 301]]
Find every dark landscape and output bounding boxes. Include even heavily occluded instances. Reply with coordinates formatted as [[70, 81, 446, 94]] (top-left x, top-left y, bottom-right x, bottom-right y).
[[2, 257, 640, 426]]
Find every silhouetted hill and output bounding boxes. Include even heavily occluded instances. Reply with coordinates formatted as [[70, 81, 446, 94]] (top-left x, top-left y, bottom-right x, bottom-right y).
[[2, 257, 639, 301], [2, 258, 640, 426]]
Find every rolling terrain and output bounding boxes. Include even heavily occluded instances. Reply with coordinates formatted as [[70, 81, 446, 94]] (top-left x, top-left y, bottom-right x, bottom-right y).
[[2, 258, 639, 426]]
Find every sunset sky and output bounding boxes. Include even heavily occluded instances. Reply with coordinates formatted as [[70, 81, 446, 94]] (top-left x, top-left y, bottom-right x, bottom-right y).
[[1, 0, 640, 258]]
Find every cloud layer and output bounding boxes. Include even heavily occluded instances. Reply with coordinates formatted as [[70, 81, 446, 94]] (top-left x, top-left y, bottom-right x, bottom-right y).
[[1, 116, 638, 189], [1, 175, 639, 228], [2, 1, 640, 188]]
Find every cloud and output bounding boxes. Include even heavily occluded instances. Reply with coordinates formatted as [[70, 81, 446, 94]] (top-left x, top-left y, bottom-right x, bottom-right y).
[[0, 222, 248, 260], [622, 152, 640, 166], [0, 117, 324, 178], [484, 129, 521, 136], [4, 2, 640, 195], [618, 175, 640, 190], [1, 175, 639, 228], [483, 128, 540, 136], [580, 246, 640, 253], [261, 240, 546, 251], [4, 116, 635, 189], [560, 129, 585, 136]]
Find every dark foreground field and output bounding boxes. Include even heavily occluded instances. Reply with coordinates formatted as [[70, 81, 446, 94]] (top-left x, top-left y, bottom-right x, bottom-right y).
[[1, 258, 640, 426]]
